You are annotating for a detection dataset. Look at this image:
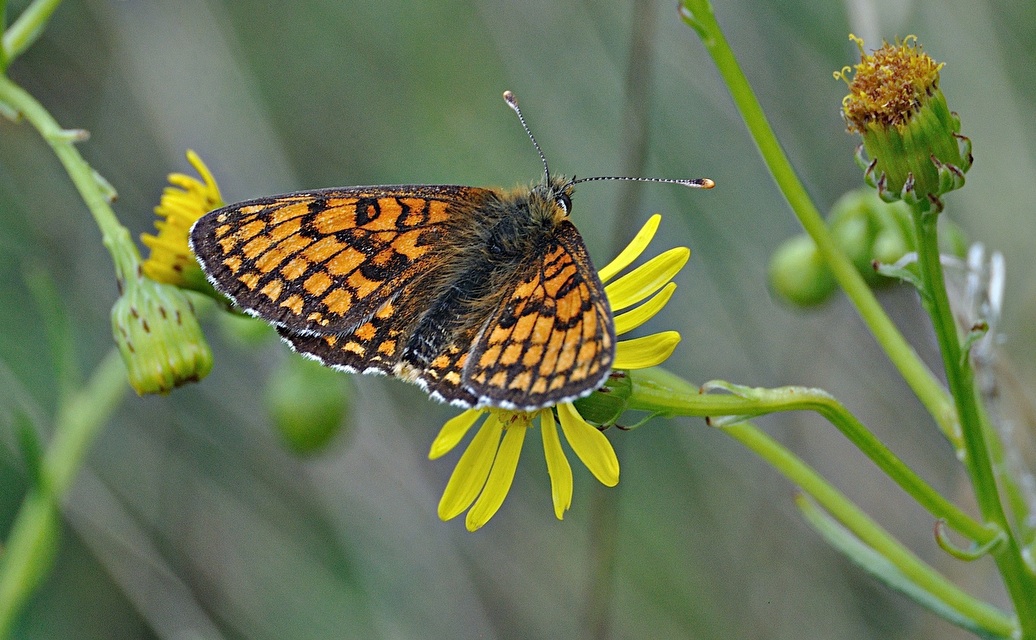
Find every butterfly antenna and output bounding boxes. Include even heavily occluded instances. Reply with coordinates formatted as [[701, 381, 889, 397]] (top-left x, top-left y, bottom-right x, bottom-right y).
[[503, 91, 551, 184], [570, 175, 715, 189]]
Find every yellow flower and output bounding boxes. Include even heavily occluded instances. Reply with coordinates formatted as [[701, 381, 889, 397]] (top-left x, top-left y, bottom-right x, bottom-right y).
[[430, 215, 688, 531], [141, 150, 222, 292]]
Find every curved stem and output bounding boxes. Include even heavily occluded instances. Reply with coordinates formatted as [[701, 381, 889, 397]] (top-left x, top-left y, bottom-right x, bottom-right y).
[[678, 0, 957, 442], [912, 208, 1036, 636], [624, 369, 990, 545]]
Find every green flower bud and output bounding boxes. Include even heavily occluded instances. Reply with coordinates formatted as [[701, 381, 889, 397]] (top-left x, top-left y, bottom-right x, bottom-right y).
[[572, 371, 633, 426], [111, 273, 213, 394], [770, 189, 916, 306], [836, 35, 972, 208], [768, 235, 837, 306], [828, 189, 912, 282], [266, 355, 351, 454]]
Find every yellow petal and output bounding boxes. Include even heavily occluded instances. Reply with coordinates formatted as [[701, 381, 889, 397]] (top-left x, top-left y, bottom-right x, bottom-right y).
[[557, 402, 618, 487], [613, 331, 681, 370], [437, 414, 502, 521], [540, 409, 573, 519], [465, 424, 527, 531], [429, 409, 485, 460], [605, 247, 690, 311], [613, 282, 676, 335], [597, 214, 660, 283], [186, 149, 223, 206]]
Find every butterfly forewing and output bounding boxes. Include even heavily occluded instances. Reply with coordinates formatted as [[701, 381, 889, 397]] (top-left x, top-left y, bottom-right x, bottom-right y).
[[189, 185, 482, 335]]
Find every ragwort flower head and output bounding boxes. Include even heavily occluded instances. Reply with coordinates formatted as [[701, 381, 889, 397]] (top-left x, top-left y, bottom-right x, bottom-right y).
[[142, 150, 223, 292], [836, 35, 972, 208], [430, 215, 688, 531]]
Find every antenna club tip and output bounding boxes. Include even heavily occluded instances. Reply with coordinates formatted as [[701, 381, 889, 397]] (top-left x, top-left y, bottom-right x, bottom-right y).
[[699, 178, 716, 189], [503, 90, 516, 104]]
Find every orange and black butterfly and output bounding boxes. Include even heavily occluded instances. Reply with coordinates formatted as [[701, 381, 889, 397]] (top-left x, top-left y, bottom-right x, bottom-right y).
[[189, 91, 712, 411]]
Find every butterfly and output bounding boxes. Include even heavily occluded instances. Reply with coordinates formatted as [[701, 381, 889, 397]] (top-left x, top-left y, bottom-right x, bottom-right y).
[[189, 91, 712, 411]]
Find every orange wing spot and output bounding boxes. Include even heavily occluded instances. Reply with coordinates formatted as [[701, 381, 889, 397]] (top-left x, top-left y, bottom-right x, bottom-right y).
[[237, 219, 267, 242], [268, 201, 311, 225], [540, 331, 566, 376], [321, 288, 353, 316], [522, 344, 544, 367], [214, 223, 234, 240], [487, 324, 513, 346], [267, 218, 302, 243], [324, 335, 338, 347], [554, 290, 582, 323], [574, 342, 599, 377], [431, 354, 452, 368], [508, 370, 532, 391], [398, 198, 427, 225], [306, 311, 327, 326], [222, 255, 243, 273], [377, 339, 396, 356], [478, 345, 502, 368], [581, 308, 598, 339], [531, 315, 554, 343], [347, 271, 381, 299], [354, 322, 377, 341], [555, 337, 578, 373], [501, 343, 524, 366], [548, 376, 567, 391], [531, 378, 548, 394], [343, 341, 365, 356], [303, 271, 332, 297], [237, 271, 260, 290], [511, 313, 538, 344], [279, 256, 310, 281], [302, 236, 346, 264], [260, 278, 283, 302], [367, 198, 403, 231], [218, 234, 239, 255], [240, 204, 267, 216], [256, 240, 305, 274], [375, 301, 395, 319], [241, 235, 273, 260], [443, 370, 462, 385], [313, 204, 358, 235], [326, 247, 366, 276], [280, 294, 304, 315], [489, 371, 508, 388], [391, 229, 431, 260], [426, 199, 451, 224]]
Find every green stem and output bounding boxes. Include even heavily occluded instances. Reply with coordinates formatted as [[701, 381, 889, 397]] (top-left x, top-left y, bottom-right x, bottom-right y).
[[1, 0, 63, 69], [625, 369, 991, 545], [0, 349, 127, 636], [912, 208, 1036, 636], [0, 73, 142, 286], [722, 421, 1015, 638], [678, 0, 958, 442]]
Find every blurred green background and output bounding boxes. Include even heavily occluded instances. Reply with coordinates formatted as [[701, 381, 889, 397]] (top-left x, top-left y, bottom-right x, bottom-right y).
[[2, 0, 1035, 638]]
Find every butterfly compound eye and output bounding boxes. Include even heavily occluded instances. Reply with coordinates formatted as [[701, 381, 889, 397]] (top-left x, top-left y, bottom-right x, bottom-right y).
[[557, 192, 572, 215]]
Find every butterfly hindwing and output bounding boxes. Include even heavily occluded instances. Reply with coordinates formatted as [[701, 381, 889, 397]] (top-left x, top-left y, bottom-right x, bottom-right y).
[[458, 220, 615, 410]]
